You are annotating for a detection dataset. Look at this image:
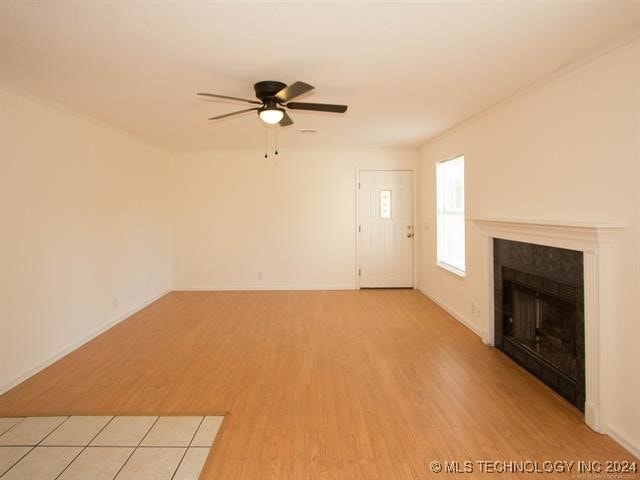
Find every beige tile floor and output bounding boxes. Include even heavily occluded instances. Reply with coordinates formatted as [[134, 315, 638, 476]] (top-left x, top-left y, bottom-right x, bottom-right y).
[[0, 415, 223, 480]]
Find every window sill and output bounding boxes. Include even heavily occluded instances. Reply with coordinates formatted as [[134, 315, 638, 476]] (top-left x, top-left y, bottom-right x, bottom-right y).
[[437, 262, 466, 278]]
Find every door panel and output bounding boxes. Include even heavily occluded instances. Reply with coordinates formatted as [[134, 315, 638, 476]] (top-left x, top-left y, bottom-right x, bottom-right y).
[[359, 170, 413, 287]]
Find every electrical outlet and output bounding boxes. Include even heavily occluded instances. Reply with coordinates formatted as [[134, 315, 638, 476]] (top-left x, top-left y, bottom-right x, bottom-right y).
[[257, 272, 263, 280]]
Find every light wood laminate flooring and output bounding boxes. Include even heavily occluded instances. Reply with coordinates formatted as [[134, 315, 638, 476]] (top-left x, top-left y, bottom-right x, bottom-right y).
[[0, 290, 636, 479]]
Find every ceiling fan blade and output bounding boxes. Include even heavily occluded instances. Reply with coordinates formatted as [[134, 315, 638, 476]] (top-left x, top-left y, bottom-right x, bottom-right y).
[[274, 81, 314, 102], [279, 110, 294, 126], [286, 102, 348, 113], [198, 92, 261, 105], [208, 107, 259, 120]]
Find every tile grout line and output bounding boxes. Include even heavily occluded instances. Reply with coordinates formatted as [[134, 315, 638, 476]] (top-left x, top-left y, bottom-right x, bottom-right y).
[[170, 416, 205, 480], [53, 415, 116, 480], [0, 416, 31, 477], [0, 417, 26, 437], [30, 444, 197, 448], [36, 416, 71, 446], [110, 415, 161, 480], [191, 416, 225, 480], [0, 446, 35, 479], [28, 444, 198, 448], [0, 415, 217, 480], [0, 415, 69, 479]]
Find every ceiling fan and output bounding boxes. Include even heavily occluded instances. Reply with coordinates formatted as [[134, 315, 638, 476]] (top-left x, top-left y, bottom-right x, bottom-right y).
[[197, 81, 348, 127]]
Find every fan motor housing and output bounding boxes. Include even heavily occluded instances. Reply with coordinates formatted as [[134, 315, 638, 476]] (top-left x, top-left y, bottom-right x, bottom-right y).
[[254, 81, 287, 101]]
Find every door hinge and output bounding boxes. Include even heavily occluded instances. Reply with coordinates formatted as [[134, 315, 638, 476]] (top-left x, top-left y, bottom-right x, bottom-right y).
[[358, 225, 361, 233], [358, 182, 360, 189], [358, 268, 361, 276]]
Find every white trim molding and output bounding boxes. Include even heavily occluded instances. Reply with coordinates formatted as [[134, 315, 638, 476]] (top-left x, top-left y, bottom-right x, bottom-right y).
[[417, 286, 482, 337], [0, 289, 170, 395], [173, 285, 355, 291], [607, 426, 640, 460], [472, 217, 623, 434]]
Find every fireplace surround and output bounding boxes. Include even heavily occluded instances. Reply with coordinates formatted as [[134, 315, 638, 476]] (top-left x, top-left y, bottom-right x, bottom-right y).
[[473, 218, 622, 433]]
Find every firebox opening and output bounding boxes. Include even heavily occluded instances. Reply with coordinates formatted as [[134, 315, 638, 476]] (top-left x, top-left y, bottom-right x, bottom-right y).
[[493, 240, 585, 412], [502, 268, 581, 405]]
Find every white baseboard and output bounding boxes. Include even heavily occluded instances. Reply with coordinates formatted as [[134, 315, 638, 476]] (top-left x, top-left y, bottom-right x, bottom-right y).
[[607, 425, 640, 459], [3, 285, 637, 459], [174, 284, 355, 291], [417, 290, 639, 459], [585, 402, 604, 434], [417, 286, 483, 337], [0, 289, 170, 395]]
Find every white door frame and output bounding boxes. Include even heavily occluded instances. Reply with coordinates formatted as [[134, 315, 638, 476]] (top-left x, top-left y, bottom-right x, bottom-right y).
[[355, 168, 417, 289]]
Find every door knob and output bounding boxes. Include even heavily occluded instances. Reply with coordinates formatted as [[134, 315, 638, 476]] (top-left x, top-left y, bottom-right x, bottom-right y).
[[406, 233, 414, 238]]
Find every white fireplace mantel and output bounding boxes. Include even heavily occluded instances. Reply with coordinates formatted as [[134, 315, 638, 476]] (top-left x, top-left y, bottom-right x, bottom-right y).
[[471, 217, 623, 433]]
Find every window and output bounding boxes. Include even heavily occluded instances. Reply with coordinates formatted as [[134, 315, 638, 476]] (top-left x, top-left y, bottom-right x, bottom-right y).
[[380, 190, 391, 219], [436, 155, 465, 275]]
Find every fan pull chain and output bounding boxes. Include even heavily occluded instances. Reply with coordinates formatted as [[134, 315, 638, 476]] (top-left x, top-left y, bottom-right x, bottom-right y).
[[275, 125, 279, 156], [264, 126, 268, 159]]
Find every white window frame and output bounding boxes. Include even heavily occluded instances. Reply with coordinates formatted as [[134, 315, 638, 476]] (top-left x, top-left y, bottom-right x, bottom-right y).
[[436, 155, 466, 277]]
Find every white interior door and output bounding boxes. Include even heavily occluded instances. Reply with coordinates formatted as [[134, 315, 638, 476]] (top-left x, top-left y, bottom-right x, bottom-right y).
[[358, 170, 413, 287]]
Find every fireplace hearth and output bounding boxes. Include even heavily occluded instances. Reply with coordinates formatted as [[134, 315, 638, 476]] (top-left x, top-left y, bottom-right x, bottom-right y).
[[494, 239, 585, 411]]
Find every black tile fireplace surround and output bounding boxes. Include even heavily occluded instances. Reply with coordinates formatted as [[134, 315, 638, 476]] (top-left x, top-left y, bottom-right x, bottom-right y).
[[494, 239, 585, 411]]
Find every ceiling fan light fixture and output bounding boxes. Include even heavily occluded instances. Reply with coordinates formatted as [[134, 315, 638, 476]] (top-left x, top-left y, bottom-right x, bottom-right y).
[[259, 107, 284, 125], [199, 80, 348, 126]]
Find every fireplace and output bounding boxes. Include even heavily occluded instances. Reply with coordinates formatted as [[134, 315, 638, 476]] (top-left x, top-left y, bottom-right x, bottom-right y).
[[494, 239, 585, 411], [473, 217, 621, 432]]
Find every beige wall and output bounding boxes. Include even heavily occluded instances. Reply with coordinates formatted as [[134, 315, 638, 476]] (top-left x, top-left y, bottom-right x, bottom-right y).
[[0, 87, 173, 392], [417, 39, 640, 454], [172, 148, 418, 290]]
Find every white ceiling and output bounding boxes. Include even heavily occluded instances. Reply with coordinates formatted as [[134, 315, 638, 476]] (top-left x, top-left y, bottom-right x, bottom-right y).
[[1, 1, 639, 151]]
